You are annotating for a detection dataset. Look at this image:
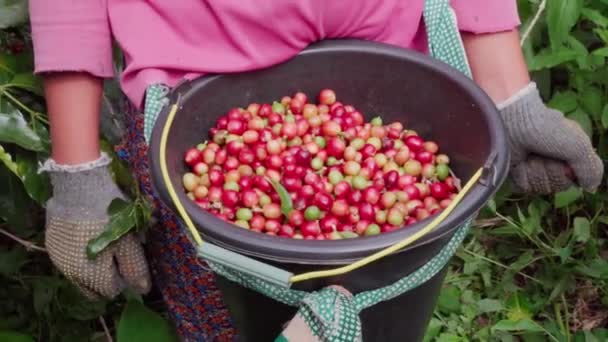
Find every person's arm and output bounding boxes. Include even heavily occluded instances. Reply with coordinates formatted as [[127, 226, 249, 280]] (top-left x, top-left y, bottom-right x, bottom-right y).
[[30, 1, 151, 299], [450, 1, 525, 103], [29, 0, 114, 164], [44, 73, 103, 164], [462, 30, 530, 104]]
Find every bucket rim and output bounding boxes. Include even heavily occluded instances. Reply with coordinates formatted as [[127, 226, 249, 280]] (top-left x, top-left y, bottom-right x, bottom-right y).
[[149, 39, 510, 265]]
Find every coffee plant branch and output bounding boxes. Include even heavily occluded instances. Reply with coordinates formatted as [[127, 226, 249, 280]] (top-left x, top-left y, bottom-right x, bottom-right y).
[[520, 0, 546, 46], [0, 227, 46, 252], [99, 316, 114, 342]]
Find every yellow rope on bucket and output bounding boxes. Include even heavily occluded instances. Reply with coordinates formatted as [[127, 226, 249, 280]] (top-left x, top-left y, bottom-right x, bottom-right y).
[[159, 103, 482, 284], [159, 104, 204, 246]]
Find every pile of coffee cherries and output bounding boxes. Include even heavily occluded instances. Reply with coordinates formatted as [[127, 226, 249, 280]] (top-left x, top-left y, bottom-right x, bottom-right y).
[[181, 90, 459, 240]]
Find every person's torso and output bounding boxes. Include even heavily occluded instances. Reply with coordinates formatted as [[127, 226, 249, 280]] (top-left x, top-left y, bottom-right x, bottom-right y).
[[107, 0, 427, 106]]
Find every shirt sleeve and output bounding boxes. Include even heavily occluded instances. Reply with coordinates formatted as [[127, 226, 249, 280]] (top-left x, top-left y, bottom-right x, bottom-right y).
[[29, 0, 114, 77], [451, 1, 521, 34]]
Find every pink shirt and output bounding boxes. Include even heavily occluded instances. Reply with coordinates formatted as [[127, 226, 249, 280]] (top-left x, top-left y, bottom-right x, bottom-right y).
[[29, 1, 520, 108]]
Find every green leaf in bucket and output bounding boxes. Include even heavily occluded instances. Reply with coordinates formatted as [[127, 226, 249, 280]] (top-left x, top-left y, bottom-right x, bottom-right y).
[[340, 231, 359, 239], [269, 179, 293, 217], [272, 101, 285, 115]]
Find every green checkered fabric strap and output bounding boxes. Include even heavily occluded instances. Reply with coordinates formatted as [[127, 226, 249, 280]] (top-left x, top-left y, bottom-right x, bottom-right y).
[[144, 0, 474, 340], [424, 0, 472, 78], [143, 84, 171, 143], [208, 220, 472, 342]]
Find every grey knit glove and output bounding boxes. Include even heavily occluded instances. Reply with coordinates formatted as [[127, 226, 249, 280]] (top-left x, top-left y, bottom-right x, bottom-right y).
[[41, 154, 151, 299], [499, 82, 604, 194]]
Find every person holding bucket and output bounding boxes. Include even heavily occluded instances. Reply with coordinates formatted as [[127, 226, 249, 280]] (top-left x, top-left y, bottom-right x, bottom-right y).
[[30, 0, 603, 341]]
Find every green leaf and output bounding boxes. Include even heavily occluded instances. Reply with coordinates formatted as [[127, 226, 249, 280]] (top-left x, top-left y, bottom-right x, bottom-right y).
[[528, 48, 581, 71], [546, 0, 583, 50], [506, 292, 533, 321], [86, 199, 137, 259], [602, 105, 608, 129], [492, 319, 544, 333], [423, 318, 443, 342], [589, 53, 606, 68], [554, 186, 582, 208], [548, 91, 578, 113], [0, 54, 17, 78], [573, 217, 590, 243], [57, 283, 107, 320], [134, 198, 153, 230], [533, 69, 552, 98], [549, 275, 573, 301], [595, 28, 608, 43], [16, 152, 50, 204], [587, 329, 608, 341], [581, 330, 600, 342], [435, 333, 466, 342], [117, 300, 179, 342], [592, 47, 608, 57], [477, 299, 504, 313], [488, 224, 519, 236], [0, 331, 34, 342], [581, 8, 608, 27], [579, 86, 604, 119], [567, 108, 593, 138], [108, 197, 130, 215], [517, 0, 534, 21], [558, 245, 573, 263], [485, 199, 496, 213], [0, 102, 44, 151], [437, 285, 461, 314], [269, 179, 293, 217], [0, 52, 32, 80], [122, 287, 144, 303], [7, 73, 43, 96], [32, 277, 61, 317], [575, 258, 608, 279], [511, 250, 535, 271], [0, 0, 29, 29], [566, 36, 590, 69], [32, 122, 50, 154], [0, 144, 18, 175], [0, 246, 28, 276], [0, 165, 36, 233]]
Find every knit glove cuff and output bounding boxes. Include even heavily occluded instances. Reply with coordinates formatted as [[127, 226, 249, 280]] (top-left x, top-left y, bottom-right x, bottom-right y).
[[40, 153, 120, 209]]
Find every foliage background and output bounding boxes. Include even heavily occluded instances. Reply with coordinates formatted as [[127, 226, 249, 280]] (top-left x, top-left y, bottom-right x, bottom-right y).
[[0, 0, 607, 341]]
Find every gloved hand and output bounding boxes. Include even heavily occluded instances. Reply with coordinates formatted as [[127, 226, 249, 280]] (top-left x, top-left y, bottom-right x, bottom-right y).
[[41, 153, 151, 299], [498, 82, 604, 194]]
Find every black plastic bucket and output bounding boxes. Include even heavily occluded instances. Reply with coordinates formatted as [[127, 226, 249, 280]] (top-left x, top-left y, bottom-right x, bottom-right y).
[[149, 40, 509, 341]]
